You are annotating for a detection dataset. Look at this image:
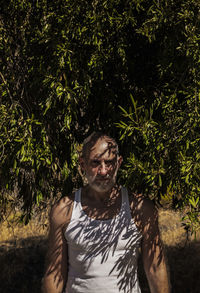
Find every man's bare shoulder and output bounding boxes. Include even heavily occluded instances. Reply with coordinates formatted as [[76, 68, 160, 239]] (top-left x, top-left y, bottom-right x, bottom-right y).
[[50, 193, 74, 227], [128, 190, 158, 227], [129, 190, 155, 211]]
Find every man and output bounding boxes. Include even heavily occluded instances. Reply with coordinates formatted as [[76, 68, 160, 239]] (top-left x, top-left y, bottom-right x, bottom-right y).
[[42, 132, 171, 293]]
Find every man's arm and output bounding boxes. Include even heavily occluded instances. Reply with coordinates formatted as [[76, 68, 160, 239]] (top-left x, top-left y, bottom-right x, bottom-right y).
[[42, 197, 73, 293], [140, 199, 171, 293]]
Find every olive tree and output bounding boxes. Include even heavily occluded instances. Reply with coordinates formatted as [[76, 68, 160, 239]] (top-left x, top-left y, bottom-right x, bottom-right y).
[[0, 0, 199, 231]]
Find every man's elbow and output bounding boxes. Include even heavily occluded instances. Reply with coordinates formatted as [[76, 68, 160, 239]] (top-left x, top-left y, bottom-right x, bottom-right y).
[[41, 274, 65, 293], [144, 262, 171, 292]]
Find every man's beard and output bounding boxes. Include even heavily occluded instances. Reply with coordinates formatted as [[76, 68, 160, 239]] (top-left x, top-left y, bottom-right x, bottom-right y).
[[86, 174, 116, 193]]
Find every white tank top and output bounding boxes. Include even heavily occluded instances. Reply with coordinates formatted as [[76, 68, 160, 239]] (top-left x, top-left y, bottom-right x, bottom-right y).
[[64, 187, 142, 293]]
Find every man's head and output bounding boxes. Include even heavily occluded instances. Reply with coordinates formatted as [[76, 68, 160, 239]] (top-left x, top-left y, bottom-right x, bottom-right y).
[[79, 132, 123, 193]]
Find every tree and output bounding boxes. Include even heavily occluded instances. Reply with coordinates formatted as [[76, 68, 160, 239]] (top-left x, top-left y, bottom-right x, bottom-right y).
[[0, 0, 199, 231], [116, 0, 200, 234]]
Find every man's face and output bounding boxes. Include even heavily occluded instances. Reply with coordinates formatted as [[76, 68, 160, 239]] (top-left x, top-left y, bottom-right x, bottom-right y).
[[81, 138, 122, 193]]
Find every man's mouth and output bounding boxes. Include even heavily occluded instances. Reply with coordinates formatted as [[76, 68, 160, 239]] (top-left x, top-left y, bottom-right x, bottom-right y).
[[96, 177, 110, 181]]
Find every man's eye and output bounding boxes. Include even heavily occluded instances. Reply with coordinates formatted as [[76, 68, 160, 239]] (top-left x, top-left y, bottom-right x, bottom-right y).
[[105, 160, 114, 165], [92, 160, 100, 165]]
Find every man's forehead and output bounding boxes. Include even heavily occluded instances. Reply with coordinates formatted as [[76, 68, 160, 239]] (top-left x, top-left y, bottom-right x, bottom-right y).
[[89, 139, 117, 158]]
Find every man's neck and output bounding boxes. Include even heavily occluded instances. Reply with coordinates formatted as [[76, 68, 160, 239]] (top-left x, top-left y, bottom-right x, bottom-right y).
[[83, 184, 120, 204]]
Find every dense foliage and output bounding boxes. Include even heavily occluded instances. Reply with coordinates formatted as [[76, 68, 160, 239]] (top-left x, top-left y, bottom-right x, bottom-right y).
[[0, 0, 200, 231]]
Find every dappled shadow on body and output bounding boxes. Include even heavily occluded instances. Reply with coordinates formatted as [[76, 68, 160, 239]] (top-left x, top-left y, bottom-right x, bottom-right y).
[[45, 190, 200, 293], [62, 193, 162, 293], [66, 211, 140, 292]]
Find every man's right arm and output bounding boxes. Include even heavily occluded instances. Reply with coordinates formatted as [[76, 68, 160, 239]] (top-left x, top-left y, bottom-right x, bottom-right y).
[[42, 196, 73, 293]]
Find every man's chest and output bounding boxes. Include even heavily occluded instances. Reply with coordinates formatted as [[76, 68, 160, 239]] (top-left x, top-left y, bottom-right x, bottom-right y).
[[81, 196, 121, 220]]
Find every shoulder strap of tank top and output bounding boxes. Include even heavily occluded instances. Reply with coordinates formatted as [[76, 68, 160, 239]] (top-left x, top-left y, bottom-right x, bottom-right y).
[[74, 188, 81, 203], [69, 188, 82, 221], [121, 186, 132, 218]]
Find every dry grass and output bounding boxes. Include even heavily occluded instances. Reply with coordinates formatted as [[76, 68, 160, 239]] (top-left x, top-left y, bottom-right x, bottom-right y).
[[0, 208, 200, 293], [0, 213, 48, 245], [159, 209, 187, 246]]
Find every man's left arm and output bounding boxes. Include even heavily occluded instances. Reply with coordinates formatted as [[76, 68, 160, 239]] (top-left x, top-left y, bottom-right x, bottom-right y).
[[140, 199, 171, 293]]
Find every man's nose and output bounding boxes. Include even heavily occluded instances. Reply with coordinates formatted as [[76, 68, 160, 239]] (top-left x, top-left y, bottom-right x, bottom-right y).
[[98, 162, 107, 175]]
